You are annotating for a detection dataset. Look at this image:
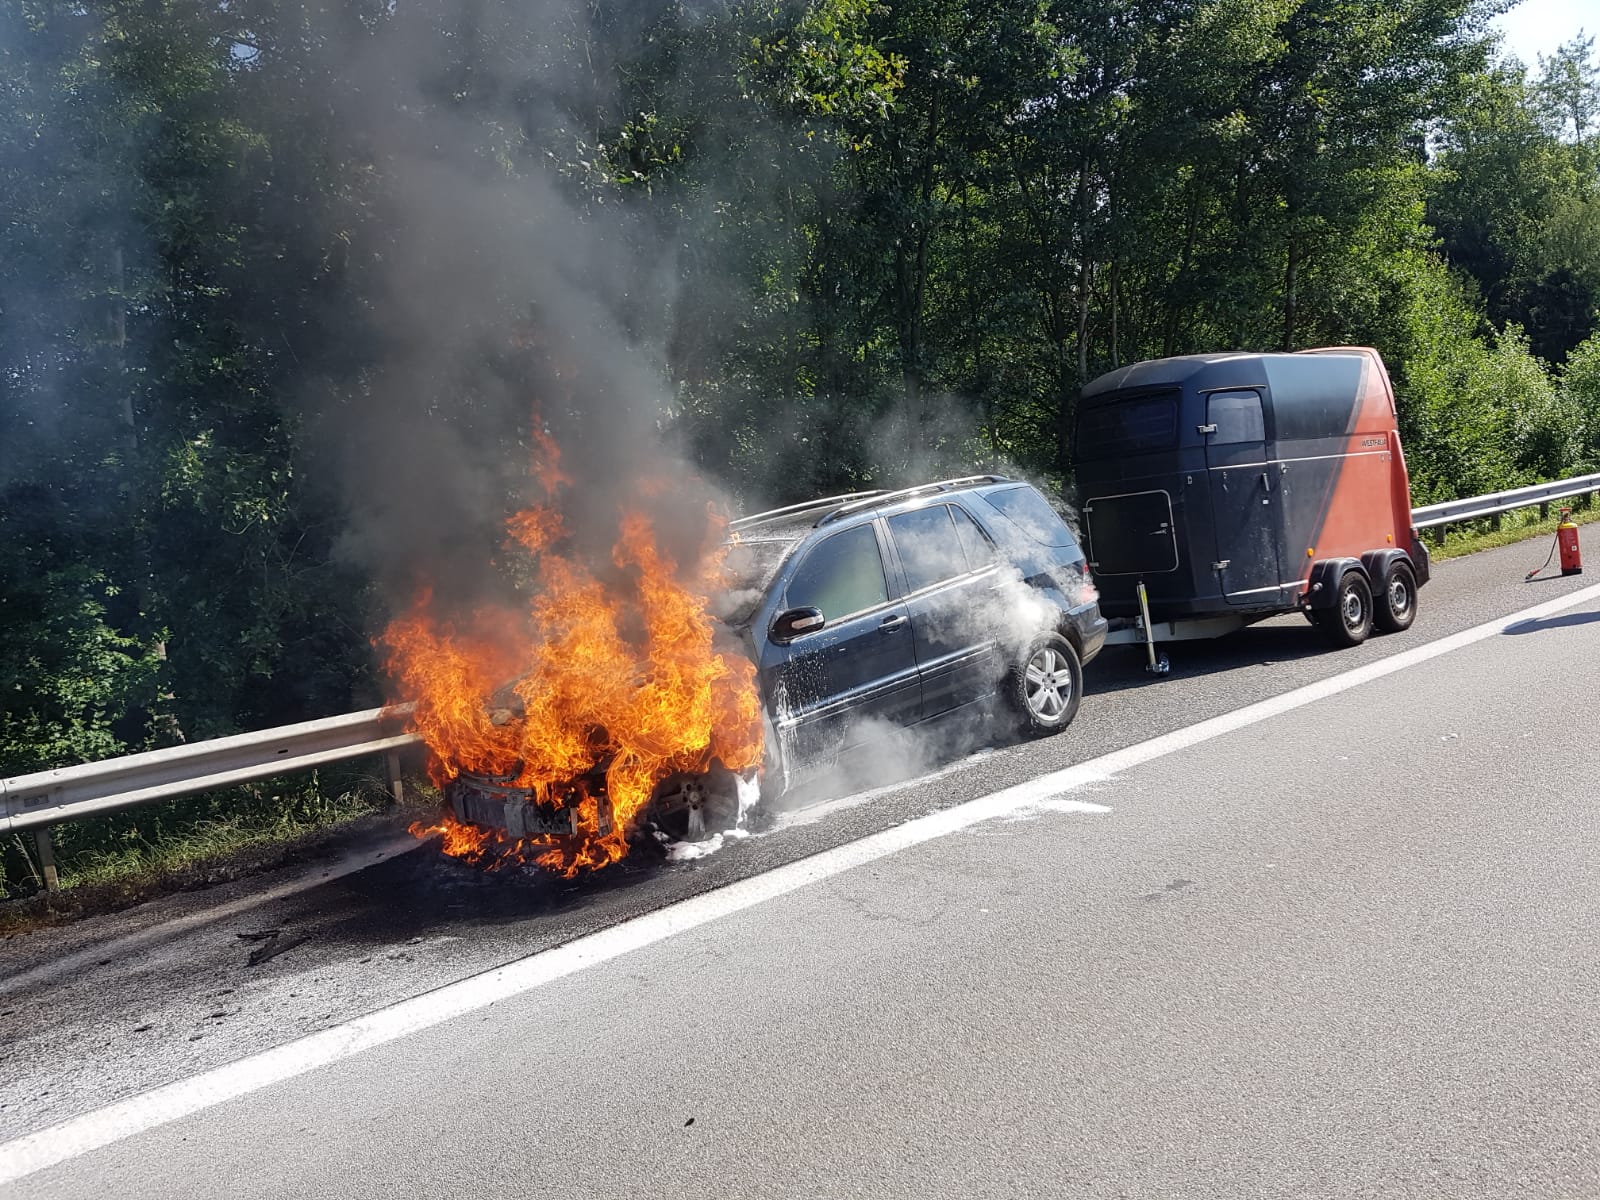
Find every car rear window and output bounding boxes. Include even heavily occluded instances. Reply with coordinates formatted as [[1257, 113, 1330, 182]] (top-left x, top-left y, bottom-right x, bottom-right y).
[[979, 486, 1078, 549], [1075, 392, 1178, 459]]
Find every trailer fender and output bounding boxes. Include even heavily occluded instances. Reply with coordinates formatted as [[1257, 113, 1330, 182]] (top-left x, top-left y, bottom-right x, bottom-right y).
[[1360, 549, 1413, 593], [1304, 557, 1364, 611], [1407, 531, 1431, 587]]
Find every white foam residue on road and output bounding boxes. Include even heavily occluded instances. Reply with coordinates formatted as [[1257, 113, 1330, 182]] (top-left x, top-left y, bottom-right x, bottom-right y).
[[770, 748, 1000, 832], [6, 579, 1600, 1187], [666, 834, 724, 861], [1003, 795, 1114, 821], [987, 768, 1116, 823], [664, 828, 749, 862]]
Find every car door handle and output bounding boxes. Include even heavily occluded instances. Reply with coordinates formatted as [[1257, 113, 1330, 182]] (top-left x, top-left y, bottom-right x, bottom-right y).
[[879, 614, 908, 632]]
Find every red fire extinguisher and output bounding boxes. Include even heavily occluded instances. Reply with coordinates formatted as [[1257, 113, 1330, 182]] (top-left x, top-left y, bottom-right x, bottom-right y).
[[1527, 508, 1584, 581], [1558, 510, 1583, 576]]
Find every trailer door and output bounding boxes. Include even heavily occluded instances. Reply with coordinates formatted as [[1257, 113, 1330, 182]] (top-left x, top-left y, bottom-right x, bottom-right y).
[[1203, 390, 1284, 605]]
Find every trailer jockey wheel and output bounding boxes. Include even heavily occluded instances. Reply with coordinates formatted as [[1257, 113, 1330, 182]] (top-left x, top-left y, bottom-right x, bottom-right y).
[[1374, 562, 1418, 634], [1314, 570, 1374, 648]]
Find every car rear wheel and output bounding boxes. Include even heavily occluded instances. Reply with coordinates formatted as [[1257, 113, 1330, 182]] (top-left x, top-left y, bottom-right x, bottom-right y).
[[1315, 570, 1373, 648], [1374, 562, 1418, 634], [1007, 632, 1083, 735]]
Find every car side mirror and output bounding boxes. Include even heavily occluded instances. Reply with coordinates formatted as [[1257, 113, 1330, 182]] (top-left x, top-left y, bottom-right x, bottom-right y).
[[771, 607, 825, 643]]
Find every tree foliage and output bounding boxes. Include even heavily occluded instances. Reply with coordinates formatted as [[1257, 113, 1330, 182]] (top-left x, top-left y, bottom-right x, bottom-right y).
[[2, 0, 1598, 815]]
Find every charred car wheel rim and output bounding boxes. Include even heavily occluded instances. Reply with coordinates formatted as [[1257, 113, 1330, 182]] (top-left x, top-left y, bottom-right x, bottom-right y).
[[1025, 647, 1073, 721]]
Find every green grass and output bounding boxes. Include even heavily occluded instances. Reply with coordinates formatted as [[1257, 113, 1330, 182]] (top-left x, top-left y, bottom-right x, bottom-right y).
[[1425, 495, 1600, 563], [0, 766, 440, 929], [47, 790, 378, 891]]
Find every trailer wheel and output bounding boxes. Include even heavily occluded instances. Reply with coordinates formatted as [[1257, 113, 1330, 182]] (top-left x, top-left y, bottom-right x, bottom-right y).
[[1316, 570, 1373, 648], [1374, 562, 1418, 634], [1006, 632, 1083, 734]]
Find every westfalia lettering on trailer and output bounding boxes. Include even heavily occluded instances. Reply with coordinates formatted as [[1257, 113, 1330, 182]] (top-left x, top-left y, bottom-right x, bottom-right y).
[[1072, 347, 1427, 657]]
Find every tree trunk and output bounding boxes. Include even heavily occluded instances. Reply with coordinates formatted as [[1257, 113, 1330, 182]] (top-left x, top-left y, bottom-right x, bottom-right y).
[[1163, 178, 1203, 358], [1110, 258, 1121, 369], [896, 92, 941, 443], [1075, 158, 1092, 385], [113, 244, 135, 448], [1282, 225, 1300, 351]]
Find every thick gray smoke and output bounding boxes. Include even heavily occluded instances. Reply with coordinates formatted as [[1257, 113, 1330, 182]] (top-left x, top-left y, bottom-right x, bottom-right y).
[[301, 0, 730, 623]]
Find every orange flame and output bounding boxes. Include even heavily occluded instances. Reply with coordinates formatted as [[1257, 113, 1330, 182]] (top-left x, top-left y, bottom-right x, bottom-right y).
[[383, 462, 762, 876]]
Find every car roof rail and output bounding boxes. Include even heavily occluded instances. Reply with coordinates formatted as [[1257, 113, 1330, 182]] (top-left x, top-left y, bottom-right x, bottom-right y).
[[815, 475, 1014, 526], [729, 490, 887, 532]]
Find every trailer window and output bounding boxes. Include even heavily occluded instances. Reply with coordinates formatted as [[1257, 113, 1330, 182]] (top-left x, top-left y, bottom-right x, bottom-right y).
[[1075, 392, 1178, 459], [1207, 391, 1264, 444]]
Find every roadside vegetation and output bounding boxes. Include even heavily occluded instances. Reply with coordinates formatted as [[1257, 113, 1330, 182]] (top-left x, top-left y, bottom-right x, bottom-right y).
[[1427, 494, 1600, 561], [4, 0, 1600, 900], [0, 765, 436, 923]]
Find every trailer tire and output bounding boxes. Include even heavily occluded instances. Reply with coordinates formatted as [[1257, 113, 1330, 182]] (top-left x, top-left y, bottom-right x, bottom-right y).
[[1006, 632, 1083, 735], [1374, 562, 1418, 634], [1316, 570, 1374, 648]]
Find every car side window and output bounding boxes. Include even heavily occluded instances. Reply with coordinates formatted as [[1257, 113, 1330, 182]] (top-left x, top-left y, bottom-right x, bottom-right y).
[[981, 486, 1078, 549], [784, 525, 888, 621], [1207, 390, 1265, 444], [888, 506, 970, 592], [949, 504, 997, 569]]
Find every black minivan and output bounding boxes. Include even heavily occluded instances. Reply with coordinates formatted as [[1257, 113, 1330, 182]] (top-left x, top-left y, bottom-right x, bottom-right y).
[[718, 475, 1107, 798]]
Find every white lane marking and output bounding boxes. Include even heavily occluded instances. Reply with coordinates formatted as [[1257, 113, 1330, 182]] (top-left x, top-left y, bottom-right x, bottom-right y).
[[769, 748, 1001, 831], [0, 834, 420, 999], [4, 580, 1599, 1186]]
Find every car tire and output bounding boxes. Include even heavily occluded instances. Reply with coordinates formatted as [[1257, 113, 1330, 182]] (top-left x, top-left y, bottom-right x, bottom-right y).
[[1315, 570, 1374, 648], [756, 717, 787, 809], [1374, 561, 1418, 634], [1006, 632, 1083, 735]]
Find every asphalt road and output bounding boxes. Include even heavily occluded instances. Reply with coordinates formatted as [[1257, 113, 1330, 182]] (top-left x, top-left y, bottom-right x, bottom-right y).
[[3, 538, 1599, 1197]]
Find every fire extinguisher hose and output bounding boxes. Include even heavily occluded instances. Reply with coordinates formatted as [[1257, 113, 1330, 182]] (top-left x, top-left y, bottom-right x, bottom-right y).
[[1526, 532, 1561, 581]]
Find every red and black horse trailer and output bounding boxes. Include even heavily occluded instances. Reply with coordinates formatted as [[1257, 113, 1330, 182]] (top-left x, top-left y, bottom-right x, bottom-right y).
[[1072, 347, 1427, 670]]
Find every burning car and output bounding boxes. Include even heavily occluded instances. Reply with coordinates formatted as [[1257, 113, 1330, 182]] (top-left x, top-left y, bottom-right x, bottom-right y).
[[403, 475, 1105, 870]]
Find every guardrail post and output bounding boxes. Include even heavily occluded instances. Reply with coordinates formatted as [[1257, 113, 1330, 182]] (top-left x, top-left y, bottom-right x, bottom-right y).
[[34, 828, 60, 894], [1540, 501, 1550, 521], [385, 751, 404, 805]]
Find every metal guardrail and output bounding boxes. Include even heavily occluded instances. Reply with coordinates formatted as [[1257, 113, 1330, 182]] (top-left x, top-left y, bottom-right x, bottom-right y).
[[2, 706, 420, 886], [1411, 472, 1600, 530], [6, 469, 1599, 889]]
